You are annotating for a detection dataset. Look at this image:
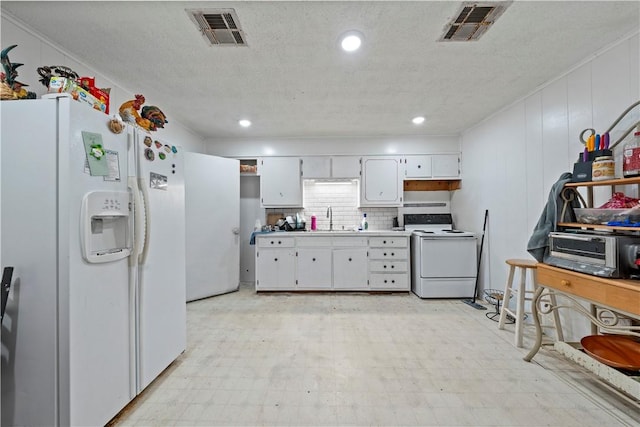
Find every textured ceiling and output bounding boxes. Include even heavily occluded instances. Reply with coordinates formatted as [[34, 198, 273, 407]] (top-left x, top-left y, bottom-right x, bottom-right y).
[[2, 1, 639, 139]]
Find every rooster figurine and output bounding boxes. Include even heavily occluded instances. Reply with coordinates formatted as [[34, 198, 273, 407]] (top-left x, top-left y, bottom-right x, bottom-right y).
[[119, 94, 168, 131], [119, 94, 153, 131], [141, 105, 168, 130]]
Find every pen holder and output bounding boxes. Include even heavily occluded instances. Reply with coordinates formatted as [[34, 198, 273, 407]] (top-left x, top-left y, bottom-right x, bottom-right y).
[[572, 161, 592, 182]]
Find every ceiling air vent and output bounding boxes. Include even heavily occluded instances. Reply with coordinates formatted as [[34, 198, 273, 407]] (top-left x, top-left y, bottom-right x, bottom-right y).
[[439, 2, 511, 42], [187, 9, 247, 46]]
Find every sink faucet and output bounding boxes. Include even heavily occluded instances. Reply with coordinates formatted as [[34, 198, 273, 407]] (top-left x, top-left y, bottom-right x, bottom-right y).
[[327, 205, 333, 231]]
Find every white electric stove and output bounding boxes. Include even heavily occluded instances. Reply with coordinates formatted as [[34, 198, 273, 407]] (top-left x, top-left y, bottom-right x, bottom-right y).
[[400, 204, 478, 298]]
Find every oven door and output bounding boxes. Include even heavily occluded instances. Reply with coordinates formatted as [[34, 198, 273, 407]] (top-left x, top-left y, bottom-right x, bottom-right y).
[[420, 236, 477, 278]]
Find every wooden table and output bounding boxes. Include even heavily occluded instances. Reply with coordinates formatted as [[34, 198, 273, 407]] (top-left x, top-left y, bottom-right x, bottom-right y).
[[524, 263, 640, 398], [525, 263, 640, 362]]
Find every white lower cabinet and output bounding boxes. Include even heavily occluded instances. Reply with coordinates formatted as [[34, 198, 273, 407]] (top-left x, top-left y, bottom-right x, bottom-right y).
[[255, 236, 296, 290], [256, 248, 296, 289], [333, 248, 368, 290], [369, 273, 408, 290], [368, 235, 410, 291], [255, 233, 410, 292], [297, 248, 332, 289]]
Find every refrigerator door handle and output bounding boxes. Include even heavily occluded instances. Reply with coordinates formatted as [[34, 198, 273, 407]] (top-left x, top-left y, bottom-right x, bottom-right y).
[[129, 177, 143, 266], [138, 176, 151, 265], [1, 266, 14, 321]]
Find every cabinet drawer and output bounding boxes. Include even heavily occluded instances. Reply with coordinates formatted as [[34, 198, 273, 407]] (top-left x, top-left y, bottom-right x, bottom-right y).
[[369, 260, 408, 272], [537, 264, 640, 316], [368, 248, 408, 260], [257, 236, 295, 247], [333, 236, 368, 247], [369, 273, 408, 290], [369, 236, 407, 248], [295, 237, 332, 247]]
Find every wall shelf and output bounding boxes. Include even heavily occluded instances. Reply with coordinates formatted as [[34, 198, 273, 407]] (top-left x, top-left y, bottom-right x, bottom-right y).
[[403, 180, 461, 191], [239, 158, 259, 175], [565, 176, 640, 188], [558, 222, 640, 232]]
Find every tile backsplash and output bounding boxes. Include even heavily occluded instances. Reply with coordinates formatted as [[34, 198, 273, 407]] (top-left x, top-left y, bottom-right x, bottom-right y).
[[266, 180, 397, 230]]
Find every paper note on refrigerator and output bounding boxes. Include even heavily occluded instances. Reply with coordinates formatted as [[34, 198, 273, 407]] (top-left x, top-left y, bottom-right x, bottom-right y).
[[103, 150, 121, 182], [82, 131, 109, 176]]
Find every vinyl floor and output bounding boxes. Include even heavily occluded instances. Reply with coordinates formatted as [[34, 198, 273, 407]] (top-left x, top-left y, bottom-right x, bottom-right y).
[[111, 283, 640, 426]]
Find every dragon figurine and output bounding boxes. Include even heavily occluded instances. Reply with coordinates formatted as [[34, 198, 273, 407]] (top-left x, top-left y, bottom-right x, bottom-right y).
[[1, 44, 36, 100], [119, 94, 168, 131]]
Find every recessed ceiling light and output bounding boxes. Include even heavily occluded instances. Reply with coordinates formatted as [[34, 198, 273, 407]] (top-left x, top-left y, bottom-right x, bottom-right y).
[[340, 31, 363, 52], [412, 116, 425, 125], [239, 119, 251, 127]]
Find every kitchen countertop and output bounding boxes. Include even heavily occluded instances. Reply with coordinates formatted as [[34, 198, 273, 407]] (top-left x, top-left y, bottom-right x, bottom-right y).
[[250, 229, 411, 244], [261, 230, 412, 237]]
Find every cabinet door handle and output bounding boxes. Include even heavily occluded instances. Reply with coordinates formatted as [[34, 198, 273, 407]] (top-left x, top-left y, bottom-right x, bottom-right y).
[[391, 280, 395, 284], [383, 253, 387, 256], [312, 258, 316, 262], [274, 258, 278, 262], [391, 265, 395, 269], [560, 280, 571, 287], [348, 258, 352, 261], [391, 252, 395, 256], [383, 265, 387, 269], [278, 241, 282, 245], [384, 280, 388, 283], [270, 241, 274, 245], [383, 240, 387, 244]]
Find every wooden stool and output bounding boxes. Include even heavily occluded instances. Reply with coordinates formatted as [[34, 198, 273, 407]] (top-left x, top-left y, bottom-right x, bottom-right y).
[[498, 259, 564, 348]]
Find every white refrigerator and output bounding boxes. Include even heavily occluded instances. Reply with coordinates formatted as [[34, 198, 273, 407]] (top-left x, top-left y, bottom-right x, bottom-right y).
[[128, 128, 186, 393], [184, 152, 240, 301], [0, 98, 187, 425], [1, 97, 132, 426]]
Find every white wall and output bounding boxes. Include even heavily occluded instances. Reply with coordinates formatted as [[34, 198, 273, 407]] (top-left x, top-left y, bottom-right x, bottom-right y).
[[205, 135, 460, 157], [1, 15, 205, 153], [453, 32, 640, 341]]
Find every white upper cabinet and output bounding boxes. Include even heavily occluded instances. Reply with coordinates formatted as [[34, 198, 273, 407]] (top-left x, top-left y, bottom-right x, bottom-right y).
[[402, 153, 460, 179], [331, 156, 361, 179], [360, 156, 403, 206], [301, 156, 331, 178], [301, 156, 361, 179], [404, 155, 433, 178], [260, 157, 302, 207], [432, 154, 460, 178]]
